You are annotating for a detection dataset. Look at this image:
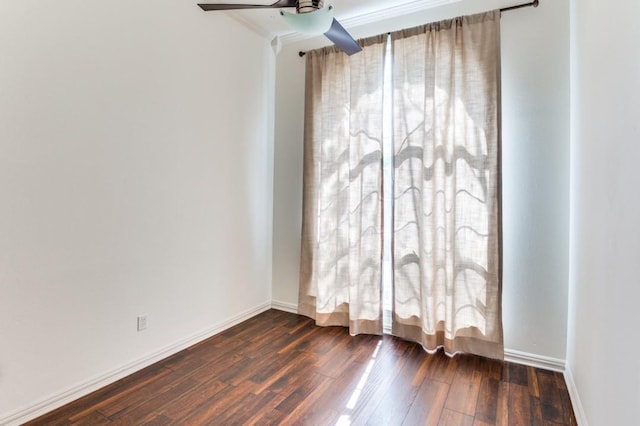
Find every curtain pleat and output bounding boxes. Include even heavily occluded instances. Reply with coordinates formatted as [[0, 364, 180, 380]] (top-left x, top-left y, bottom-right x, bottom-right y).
[[298, 36, 388, 335], [391, 11, 504, 359]]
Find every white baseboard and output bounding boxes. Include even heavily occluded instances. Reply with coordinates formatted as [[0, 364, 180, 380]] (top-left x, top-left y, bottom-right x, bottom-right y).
[[564, 366, 588, 426], [504, 348, 566, 372], [271, 300, 298, 313], [0, 301, 271, 426]]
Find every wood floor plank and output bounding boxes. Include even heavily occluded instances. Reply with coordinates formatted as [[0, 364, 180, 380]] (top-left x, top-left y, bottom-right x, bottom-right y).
[[242, 325, 308, 359], [243, 393, 288, 426], [213, 390, 282, 425], [473, 420, 494, 426], [346, 333, 383, 364], [172, 383, 240, 424], [86, 375, 179, 422], [347, 340, 413, 425], [527, 365, 541, 397], [308, 359, 369, 412], [439, 408, 475, 426], [277, 374, 337, 425], [476, 356, 503, 381], [313, 332, 357, 378], [474, 377, 500, 424], [189, 335, 248, 364], [275, 322, 326, 354], [252, 351, 320, 395], [507, 383, 532, 425], [401, 378, 450, 425], [219, 310, 289, 340], [97, 368, 197, 419], [27, 310, 576, 426], [283, 314, 316, 335], [536, 369, 565, 423], [530, 394, 545, 423], [273, 372, 331, 414], [242, 399, 288, 425], [153, 378, 228, 422], [427, 351, 459, 384], [161, 352, 208, 375], [69, 411, 111, 426], [222, 353, 283, 388], [308, 325, 351, 355], [367, 345, 436, 426], [503, 362, 529, 386], [108, 377, 200, 425], [495, 381, 510, 426], [188, 353, 246, 384], [444, 355, 483, 416], [140, 414, 172, 425]]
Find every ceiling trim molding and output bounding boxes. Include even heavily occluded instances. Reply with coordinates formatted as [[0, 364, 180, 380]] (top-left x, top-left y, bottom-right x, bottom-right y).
[[280, 0, 462, 44]]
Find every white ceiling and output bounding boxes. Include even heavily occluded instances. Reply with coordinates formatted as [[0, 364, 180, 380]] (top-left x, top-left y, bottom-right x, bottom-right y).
[[205, 0, 463, 40]]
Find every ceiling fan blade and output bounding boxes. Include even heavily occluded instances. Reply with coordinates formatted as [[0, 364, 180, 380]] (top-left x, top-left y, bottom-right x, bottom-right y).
[[198, 0, 297, 11], [323, 18, 362, 56]]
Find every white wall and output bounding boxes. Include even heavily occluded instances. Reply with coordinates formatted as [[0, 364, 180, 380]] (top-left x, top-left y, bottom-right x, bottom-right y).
[[272, 0, 570, 360], [0, 1, 274, 422], [567, 0, 640, 424]]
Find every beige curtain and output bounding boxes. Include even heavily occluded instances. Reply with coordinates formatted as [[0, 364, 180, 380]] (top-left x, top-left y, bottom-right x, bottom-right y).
[[391, 11, 504, 359], [298, 35, 388, 335]]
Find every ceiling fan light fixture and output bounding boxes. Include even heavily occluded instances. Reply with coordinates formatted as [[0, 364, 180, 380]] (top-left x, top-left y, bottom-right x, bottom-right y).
[[280, 5, 334, 35]]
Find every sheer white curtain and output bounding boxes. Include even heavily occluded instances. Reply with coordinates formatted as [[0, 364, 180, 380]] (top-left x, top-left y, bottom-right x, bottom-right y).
[[391, 11, 503, 359], [298, 35, 388, 335]]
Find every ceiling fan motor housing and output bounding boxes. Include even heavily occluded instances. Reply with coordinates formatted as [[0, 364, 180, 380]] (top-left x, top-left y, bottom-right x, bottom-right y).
[[297, 0, 324, 14]]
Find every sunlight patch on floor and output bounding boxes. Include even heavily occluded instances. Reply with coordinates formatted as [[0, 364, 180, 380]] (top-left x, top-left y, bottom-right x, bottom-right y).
[[336, 340, 384, 425]]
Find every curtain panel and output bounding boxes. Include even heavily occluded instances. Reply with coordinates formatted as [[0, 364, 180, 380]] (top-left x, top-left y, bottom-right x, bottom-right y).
[[299, 11, 503, 360], [391, 11, 503, 359], [298, 35, 388, 335]]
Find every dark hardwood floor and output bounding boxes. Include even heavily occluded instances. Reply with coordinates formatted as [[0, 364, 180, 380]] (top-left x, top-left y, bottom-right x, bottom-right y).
[[27, 309, 576, 425]]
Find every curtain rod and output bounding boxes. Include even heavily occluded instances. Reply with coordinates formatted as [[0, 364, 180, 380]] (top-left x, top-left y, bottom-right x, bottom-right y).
[[298, 0, 539, 57], [500, 0, 539, 13]]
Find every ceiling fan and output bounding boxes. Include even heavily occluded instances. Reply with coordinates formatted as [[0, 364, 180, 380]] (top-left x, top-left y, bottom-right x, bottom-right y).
[[197, 0, 362, 56]]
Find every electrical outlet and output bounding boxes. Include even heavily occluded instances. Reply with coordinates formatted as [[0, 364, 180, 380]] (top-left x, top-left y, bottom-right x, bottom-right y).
[[137, 315, 148, 331]]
